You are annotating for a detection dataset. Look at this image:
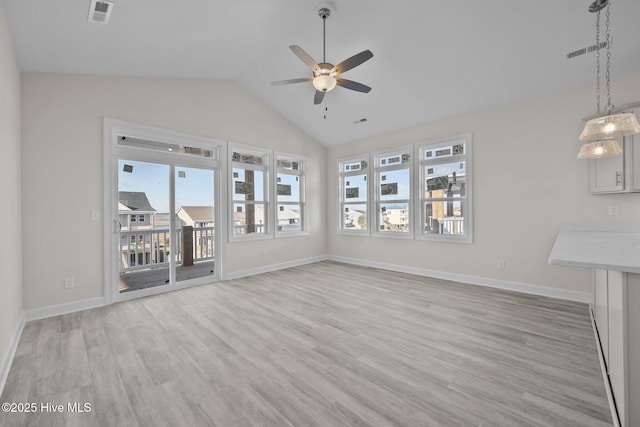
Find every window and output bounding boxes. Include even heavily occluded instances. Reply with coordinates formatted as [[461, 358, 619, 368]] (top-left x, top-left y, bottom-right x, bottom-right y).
[[276, 154, 305, 235], [230, 146, 270, 240], [130, 214, 136, 223], [138, 214, 145, 222], [338, 156, 369, 233], [374, 148, 412, 237], [416, 134, 472, 243]]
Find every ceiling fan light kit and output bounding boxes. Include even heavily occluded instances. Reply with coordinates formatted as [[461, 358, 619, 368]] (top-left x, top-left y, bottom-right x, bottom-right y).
[[271, 7, 373, 105], [577, 0, 640, 159]]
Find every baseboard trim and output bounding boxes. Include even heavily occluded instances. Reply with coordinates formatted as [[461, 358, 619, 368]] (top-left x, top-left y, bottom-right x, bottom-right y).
[[590, 307, 621, 427], [0, 312, 25, 397], [226, 256, 329, 281], [24, 297, 106, 322], [328, 255, 591, 303]]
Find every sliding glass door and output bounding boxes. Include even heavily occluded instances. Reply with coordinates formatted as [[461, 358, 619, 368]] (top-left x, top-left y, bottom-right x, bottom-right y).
[[174, 166, 216, 283], [118, 160, 171, 293], [107, 122, 223, 301]]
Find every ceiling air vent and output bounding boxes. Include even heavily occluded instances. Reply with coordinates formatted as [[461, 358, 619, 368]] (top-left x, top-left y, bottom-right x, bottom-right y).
[[566, 41, 608, 59], [88, 0, 114, 24]]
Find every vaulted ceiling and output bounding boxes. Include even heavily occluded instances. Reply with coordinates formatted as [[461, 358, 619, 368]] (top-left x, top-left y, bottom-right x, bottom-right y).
[[4, 0, 640, 146]]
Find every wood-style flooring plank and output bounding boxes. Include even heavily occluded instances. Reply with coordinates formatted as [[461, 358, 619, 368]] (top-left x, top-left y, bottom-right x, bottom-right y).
[[0, 261, 612, 426]]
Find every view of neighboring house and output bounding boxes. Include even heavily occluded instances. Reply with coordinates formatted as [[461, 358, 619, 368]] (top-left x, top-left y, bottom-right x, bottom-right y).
[[276, 206, 301, 232], [234, 205, 301, 233], [381, 208, 409, 232], [344, 209, 366, 230], [176, 206, 214, 228], [176, 206, 215, 262], [118, 191, 156, 231], [118, 191, 166, 269]]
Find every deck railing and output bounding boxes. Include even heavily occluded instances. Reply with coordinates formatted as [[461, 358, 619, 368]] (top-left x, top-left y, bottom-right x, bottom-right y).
[[428, 217, 464, 235], [120, 226, 215, 272]]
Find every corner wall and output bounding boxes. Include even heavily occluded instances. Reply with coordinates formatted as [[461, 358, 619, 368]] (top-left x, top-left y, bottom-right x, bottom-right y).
[[20, 73, 327, 311], [327, 72, 640, 298], [0, 1, 24, 391]]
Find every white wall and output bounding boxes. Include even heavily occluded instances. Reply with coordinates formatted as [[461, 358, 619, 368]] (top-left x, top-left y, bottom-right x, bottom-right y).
[[0, 1, 23, 387], [327, 71, 640, 296], [21, 73, 327, 311]]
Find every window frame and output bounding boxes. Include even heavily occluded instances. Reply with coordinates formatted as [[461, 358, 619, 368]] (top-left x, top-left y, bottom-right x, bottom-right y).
[[415, 133, 473, 244], [337, 154, 371, 235], [228, 143, 272, 242], [274, 152, 307, 237], [372, 146, 414, 239]]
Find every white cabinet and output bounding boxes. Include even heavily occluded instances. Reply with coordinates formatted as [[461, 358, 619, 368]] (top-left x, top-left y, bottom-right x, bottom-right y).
[[590, 133, 639, 194], [592, 269, 640, 427], [633, 135, 640, 191]]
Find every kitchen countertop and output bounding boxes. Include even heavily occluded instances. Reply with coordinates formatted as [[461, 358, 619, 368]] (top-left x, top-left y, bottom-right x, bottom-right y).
[[549, 224, 640, 273]]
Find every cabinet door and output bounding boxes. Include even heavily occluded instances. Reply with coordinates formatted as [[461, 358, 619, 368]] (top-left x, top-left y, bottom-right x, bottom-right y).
[[594, 269, 609, 368], [590, 154, 624, 193], [632, 134, 640, 192], [607, 271, 627, 426]]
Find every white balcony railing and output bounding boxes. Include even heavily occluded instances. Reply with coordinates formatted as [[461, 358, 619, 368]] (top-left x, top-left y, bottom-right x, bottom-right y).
[[120, 226, 215, 272], [427, 217, 464, 235]]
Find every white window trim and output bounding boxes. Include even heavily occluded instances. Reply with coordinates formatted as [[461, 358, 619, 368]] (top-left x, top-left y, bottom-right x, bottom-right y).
[[372, 146, 414, 239], [275, 152, 308, 238], [337, 154, 371, 235], [228, 143, 272, 242], [414, 133, 473, 244]]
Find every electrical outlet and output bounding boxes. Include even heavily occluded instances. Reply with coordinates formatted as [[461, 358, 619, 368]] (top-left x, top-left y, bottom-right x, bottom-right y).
[[497, 260, 505, 270], [608, 205, 619, 216], [64, 277, 74, 289], [91, 210, 100, 220]]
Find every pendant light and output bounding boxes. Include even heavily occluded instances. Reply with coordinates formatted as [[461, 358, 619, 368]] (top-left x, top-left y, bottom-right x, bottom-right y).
[[577, 139, 623, 159], [578, 0, 640, 159]]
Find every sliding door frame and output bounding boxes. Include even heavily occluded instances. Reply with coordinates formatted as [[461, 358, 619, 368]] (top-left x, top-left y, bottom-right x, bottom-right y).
[[103, 118, 227, 304]]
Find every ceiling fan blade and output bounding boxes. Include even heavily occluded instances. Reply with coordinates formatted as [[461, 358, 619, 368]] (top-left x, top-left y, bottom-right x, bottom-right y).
[[336, 78, 372, 93], [271, 77, 313, 86], [314, 90, 325, 105], [331, 50, 373, 75], [290, 45, 319, 71]]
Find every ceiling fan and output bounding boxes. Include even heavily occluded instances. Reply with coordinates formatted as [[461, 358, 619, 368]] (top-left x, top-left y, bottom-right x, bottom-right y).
[[271, 7, 373, 105]]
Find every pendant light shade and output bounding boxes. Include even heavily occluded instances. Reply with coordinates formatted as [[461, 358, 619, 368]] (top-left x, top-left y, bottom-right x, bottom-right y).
[[577, 0, 640, 158], [580, 113, 640, 140], [576, 139, 623, 159]]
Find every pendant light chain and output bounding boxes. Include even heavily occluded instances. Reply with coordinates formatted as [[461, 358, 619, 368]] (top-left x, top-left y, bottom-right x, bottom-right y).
[[595, 10, 601, 116], [578, 0, 640, 158], [604, 2, 613, 114]]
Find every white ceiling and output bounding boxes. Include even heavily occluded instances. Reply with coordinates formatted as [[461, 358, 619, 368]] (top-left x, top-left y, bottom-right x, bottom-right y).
[[4, 0, 640, 146]]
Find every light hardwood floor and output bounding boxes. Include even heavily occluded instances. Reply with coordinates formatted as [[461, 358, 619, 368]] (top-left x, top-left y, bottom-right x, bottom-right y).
[[1, 261, 612, 426]]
